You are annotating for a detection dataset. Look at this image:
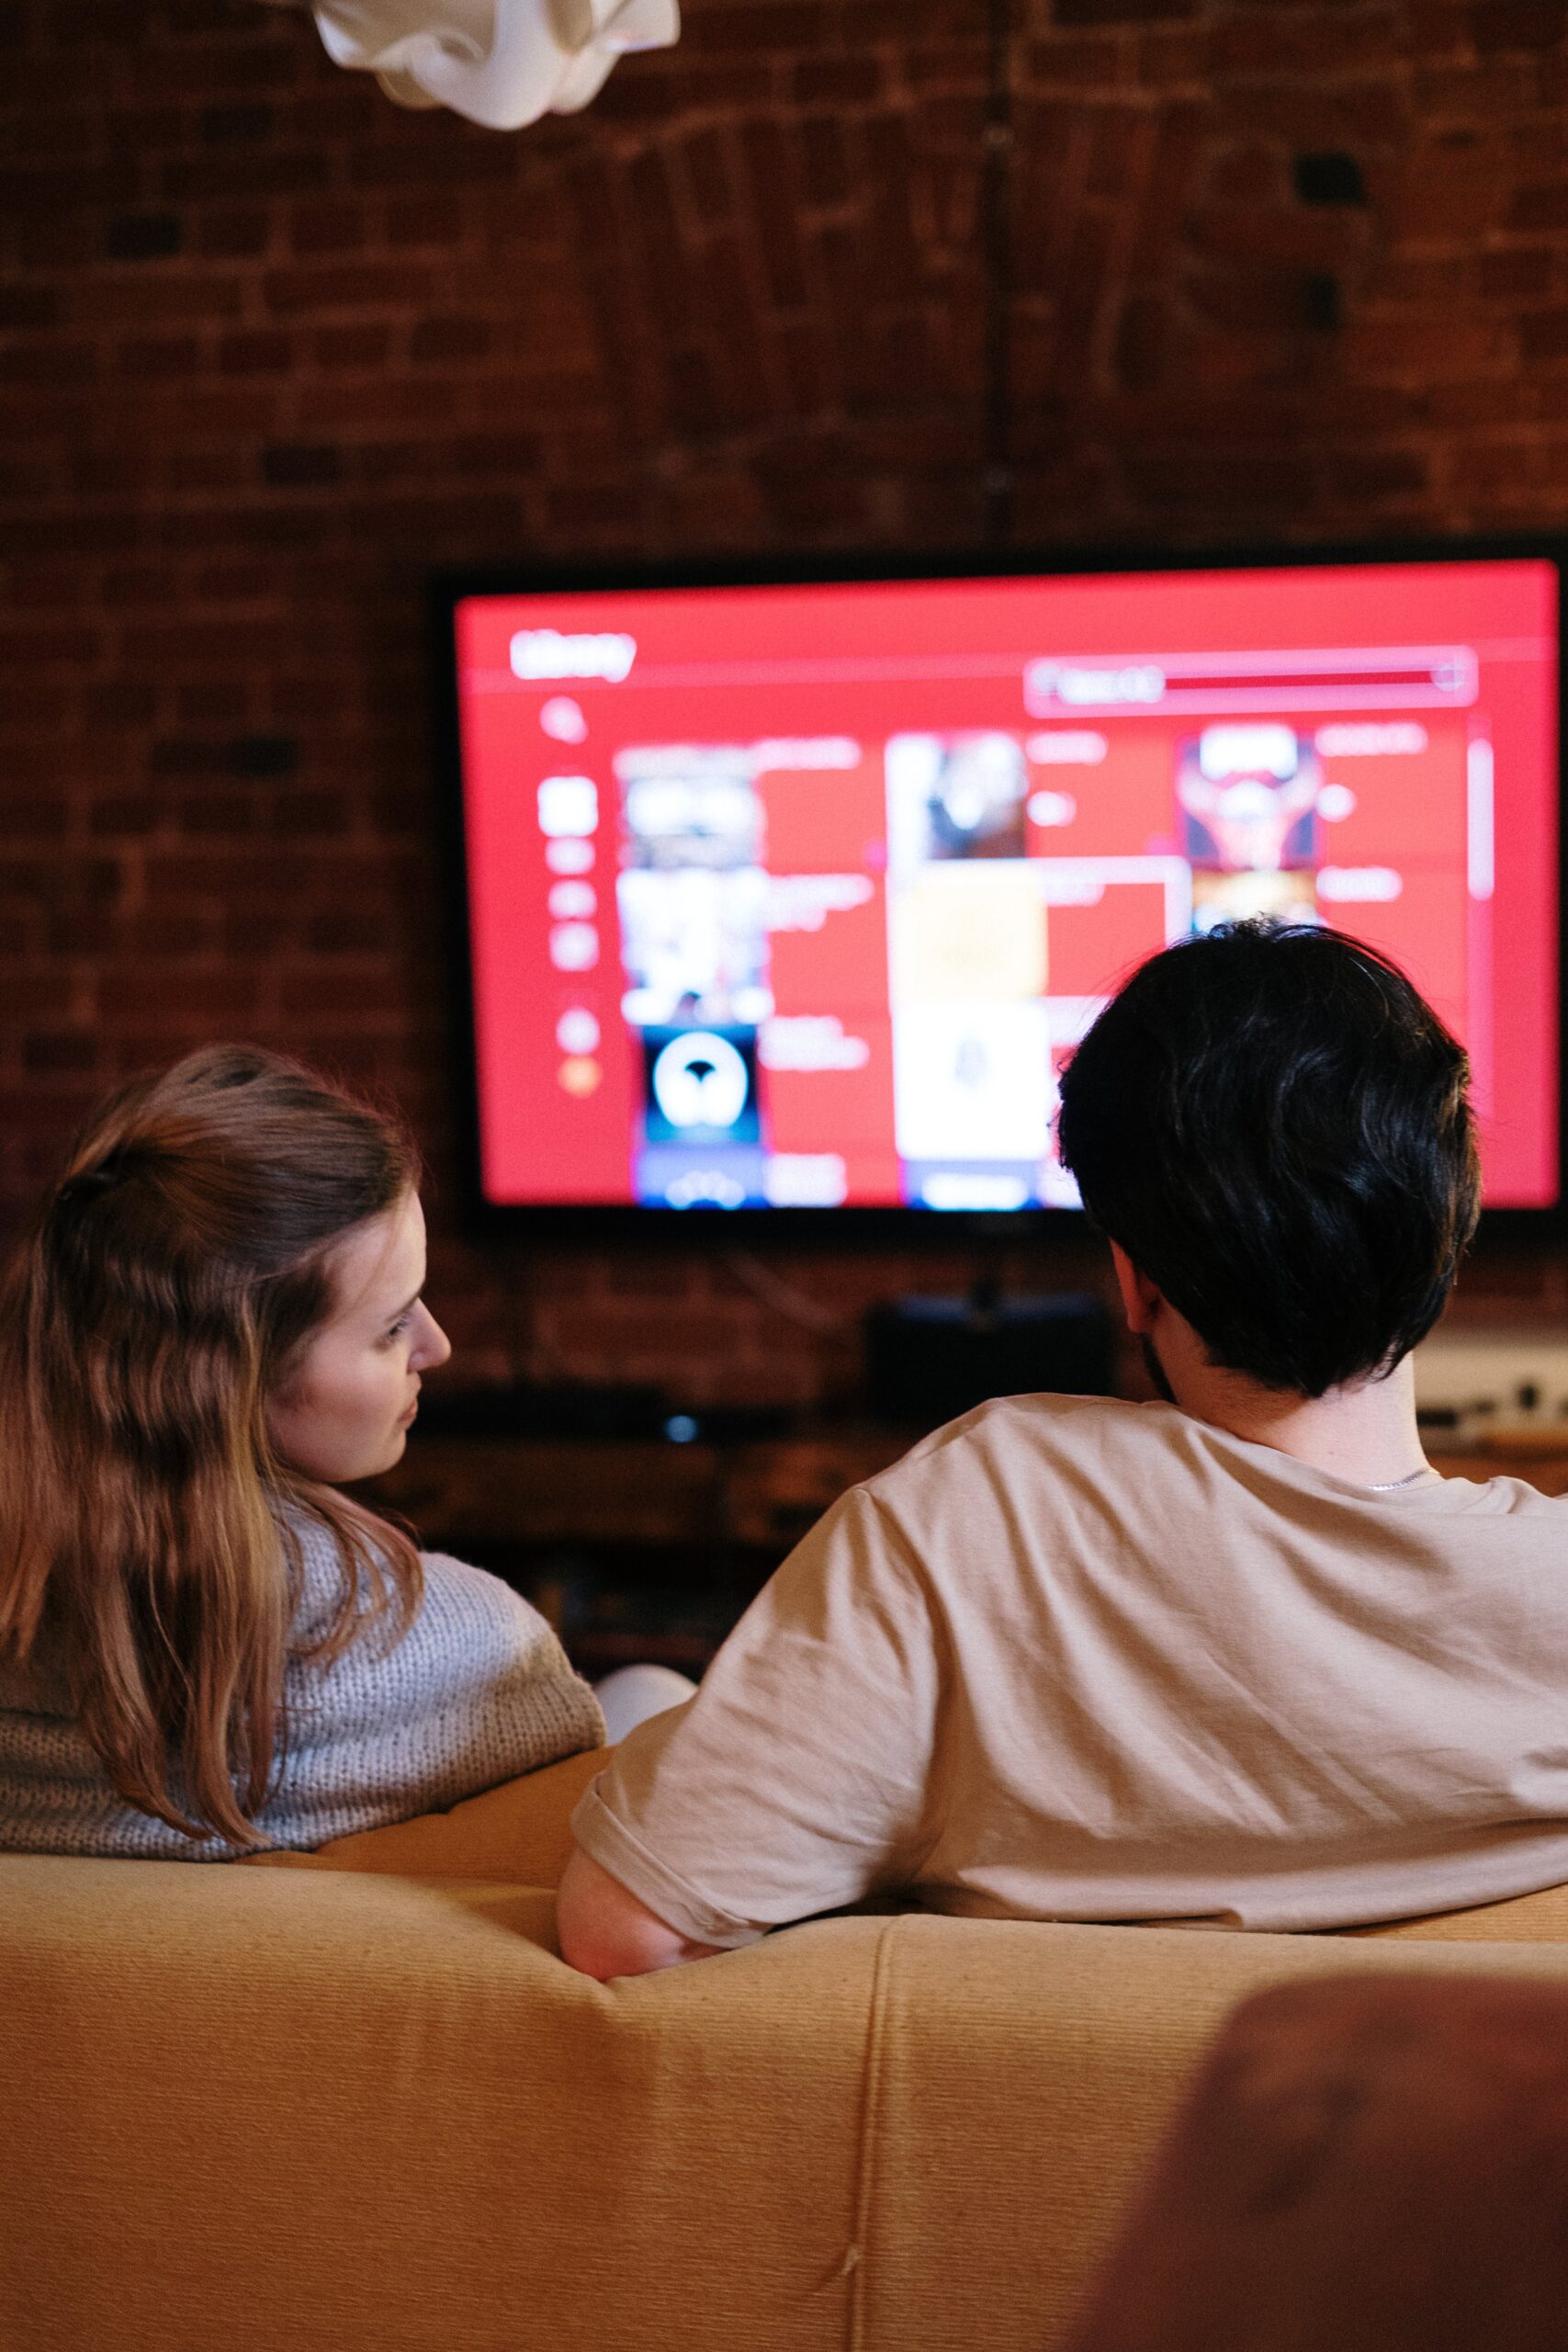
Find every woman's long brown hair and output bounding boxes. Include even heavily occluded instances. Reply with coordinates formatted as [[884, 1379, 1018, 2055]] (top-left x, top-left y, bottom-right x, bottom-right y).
[[0, 1046, 425, 1849]]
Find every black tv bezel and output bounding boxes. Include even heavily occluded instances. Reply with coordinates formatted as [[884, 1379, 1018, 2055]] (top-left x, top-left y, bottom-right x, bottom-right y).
[[430, 535, 1568, 1248]]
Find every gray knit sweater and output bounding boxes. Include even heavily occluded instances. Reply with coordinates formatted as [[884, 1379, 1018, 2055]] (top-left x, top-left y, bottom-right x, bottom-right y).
[[0, 1513, 605, 1860]]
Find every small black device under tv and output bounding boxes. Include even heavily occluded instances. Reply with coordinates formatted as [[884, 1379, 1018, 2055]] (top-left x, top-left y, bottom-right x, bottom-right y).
[[864, 1291, 1116, 1428]]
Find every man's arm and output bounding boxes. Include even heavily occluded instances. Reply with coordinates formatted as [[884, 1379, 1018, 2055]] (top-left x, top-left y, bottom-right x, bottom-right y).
[[559, 1488, 939, 1978], [557, 1842, 722, 1979]]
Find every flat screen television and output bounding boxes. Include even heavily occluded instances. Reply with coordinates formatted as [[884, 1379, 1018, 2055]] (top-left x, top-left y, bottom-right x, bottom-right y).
[[437, 547, 1562, 1227]]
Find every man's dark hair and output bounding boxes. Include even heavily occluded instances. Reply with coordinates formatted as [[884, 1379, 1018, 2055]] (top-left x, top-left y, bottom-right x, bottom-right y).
[[1055, 923, 1480, 1397]]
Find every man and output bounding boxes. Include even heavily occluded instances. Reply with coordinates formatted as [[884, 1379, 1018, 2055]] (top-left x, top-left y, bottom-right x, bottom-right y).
[[558, 924, 1568, 1978]]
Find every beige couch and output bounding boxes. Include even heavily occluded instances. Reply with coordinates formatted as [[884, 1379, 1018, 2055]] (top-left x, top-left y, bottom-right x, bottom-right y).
[[6, 1749, 1568, 2352]]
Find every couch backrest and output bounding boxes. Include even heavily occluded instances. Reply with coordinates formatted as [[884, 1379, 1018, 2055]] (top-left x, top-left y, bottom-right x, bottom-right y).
[[10, 1857, 1568, 2352]]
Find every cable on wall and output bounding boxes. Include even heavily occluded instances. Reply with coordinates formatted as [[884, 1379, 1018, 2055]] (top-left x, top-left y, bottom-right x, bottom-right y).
[[721, 1250, 855, 1336]]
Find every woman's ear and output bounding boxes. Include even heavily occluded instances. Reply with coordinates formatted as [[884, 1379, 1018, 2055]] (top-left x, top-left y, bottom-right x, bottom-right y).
[[1108, 1240, 1164, 1336]]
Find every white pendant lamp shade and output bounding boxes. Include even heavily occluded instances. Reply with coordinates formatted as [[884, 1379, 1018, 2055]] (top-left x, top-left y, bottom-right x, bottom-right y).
[[268, 0, 680, 130]]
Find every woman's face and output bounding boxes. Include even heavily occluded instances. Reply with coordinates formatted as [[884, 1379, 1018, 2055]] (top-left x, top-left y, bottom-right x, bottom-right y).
[[265, 1191, 452, 1484]]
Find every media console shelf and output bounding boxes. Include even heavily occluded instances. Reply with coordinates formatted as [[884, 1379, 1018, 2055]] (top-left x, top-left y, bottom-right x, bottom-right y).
[[369, 1427, 913, 1557]]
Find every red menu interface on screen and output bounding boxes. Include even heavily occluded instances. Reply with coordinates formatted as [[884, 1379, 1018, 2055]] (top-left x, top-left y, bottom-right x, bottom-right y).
[[453, 560, 1560, 1211]]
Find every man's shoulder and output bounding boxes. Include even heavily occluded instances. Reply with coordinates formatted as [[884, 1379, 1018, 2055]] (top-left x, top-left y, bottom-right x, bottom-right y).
[[885, 1390, 1178, 1477], [813, 1395, 1201, 1612], [860, 1393, 1568, 1540], [858, 1392, 1186, 1523]]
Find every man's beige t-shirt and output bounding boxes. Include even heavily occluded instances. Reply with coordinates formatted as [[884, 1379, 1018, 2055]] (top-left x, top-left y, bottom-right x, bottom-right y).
[[571, 1394, 1568, 1939]]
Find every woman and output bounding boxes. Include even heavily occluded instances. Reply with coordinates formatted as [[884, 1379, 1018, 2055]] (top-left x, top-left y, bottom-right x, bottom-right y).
[[0, 1045, 614, 1858]]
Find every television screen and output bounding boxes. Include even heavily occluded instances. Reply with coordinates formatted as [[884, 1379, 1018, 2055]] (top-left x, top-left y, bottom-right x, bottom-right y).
[[446, 554, 1560, 1215]]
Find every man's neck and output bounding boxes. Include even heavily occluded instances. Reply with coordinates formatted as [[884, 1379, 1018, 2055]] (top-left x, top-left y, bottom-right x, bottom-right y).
[[1155, 1325, 1430, 1489], [1110, 1245, 1433, 1488]]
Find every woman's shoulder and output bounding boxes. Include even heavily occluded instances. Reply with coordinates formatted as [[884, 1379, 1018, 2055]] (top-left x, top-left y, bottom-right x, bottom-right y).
[[280, 1499, 529, 1637], [278, 1520, 604, 1778], [412, 1545, 558, 1650], [284, 1505, 574, 1699]]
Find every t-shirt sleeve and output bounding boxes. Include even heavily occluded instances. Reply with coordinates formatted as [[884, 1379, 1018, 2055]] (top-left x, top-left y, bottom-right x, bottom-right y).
[[570, 1485, 942, 1948]]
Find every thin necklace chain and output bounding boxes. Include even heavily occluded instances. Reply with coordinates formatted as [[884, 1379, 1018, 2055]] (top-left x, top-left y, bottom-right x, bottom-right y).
[[1368, 1467, 1430, 1492]]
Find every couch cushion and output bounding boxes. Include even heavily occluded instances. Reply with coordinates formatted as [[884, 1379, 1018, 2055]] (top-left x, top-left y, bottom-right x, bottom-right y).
[[0, 1855, 874, 2352]]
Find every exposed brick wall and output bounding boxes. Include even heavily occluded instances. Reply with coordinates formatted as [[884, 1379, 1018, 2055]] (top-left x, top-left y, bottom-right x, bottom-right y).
[[3, 0, 1567, 1407]]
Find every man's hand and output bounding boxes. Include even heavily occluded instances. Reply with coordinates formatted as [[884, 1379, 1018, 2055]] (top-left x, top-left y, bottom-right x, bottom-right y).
[[557, 1843, 722, 1980]]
